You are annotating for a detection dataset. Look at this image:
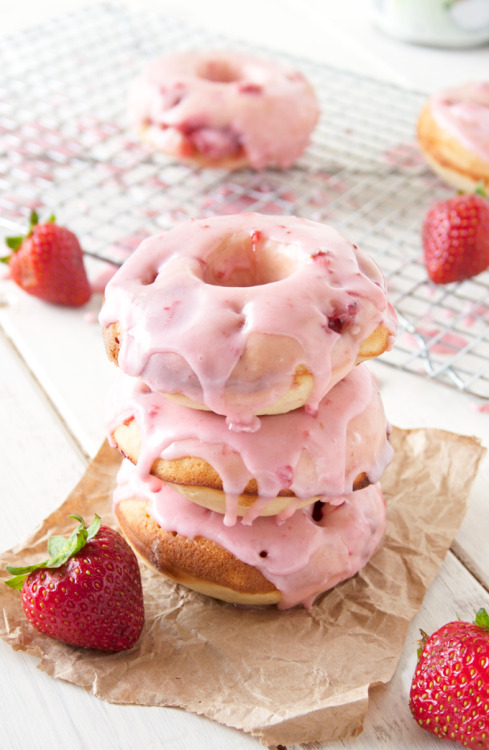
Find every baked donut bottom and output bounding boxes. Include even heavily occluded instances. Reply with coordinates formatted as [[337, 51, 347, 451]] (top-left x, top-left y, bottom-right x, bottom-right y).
[[417, 104, 489, 192], [115, 498, 281, 606], [103, 321, 392, 417], [138, 125, 251, 170], [113, 468, 387, 609], [102, 323, 316, 417], [112, 418, 371, 517], [105, 362, 393, 522]]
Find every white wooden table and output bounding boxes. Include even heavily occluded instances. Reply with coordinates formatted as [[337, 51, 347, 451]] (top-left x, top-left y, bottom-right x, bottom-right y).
[[1, 1, 489, 748]]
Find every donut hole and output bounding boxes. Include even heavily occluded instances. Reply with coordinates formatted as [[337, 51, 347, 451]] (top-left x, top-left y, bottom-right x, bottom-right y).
[[312, 501, 324, 522], [139, 268, 158, 286], [203, 236, 298, 287], [197, 59, 242, 83]]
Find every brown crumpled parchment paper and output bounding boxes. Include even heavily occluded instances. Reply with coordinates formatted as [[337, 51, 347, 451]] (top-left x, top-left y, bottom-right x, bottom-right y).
[[0, 426, 485, 747]]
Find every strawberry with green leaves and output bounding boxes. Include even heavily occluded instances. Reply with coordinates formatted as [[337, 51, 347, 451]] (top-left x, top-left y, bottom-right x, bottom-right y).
[[410, 608, 489, 749], [422, 188, 489, 285], [2, 211, 91, 306], [6, 515, 144, 652]]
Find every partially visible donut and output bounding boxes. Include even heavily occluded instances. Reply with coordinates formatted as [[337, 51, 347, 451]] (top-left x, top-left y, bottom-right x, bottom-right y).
[[128, 50, 319, 169], [99, 213, 397, 431], [113, 461, 387, 609], [417, 81, 489, 192], [105, 365, 393, 524]]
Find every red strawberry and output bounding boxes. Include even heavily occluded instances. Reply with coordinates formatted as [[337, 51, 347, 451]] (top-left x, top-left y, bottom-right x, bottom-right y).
[[422, 191, 489, 284], [409, 609, 489, 749], [2, 211, 91, 306], [5, 515, 144, 652]]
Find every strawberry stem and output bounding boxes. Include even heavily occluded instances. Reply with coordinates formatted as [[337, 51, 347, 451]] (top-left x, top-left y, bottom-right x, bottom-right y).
[[4, 237, 23, 252], [416, 629, 429, 659], [4, 210, 57, 260], [5, 515, 101, 590], [29, 210, 39, 228], [474, 608, 489, 631]]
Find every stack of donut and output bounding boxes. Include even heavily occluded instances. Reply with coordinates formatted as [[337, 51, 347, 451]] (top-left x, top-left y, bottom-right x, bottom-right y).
[[99, 213, 398, 609]]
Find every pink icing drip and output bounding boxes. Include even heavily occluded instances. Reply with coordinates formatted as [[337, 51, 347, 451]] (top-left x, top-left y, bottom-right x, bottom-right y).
[[114, 461, 386, 610], [90, 263, 119, 295], [100, 214, 397, 429], [431, 81, 489, 162], [105, 363, 393, 523], [127, 50, 319, 169]]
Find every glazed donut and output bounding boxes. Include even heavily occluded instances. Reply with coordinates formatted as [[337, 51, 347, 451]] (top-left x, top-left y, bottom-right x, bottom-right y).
[[128, 50, 319, 170], [105, 365, 393, 525], [100, 213, 397, 431], [417, 81, 489, 192], [113, 460, 387, 609]]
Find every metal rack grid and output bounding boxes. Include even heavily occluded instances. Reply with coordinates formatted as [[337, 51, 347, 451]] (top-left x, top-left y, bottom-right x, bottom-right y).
[[1, 3, 489, 399]]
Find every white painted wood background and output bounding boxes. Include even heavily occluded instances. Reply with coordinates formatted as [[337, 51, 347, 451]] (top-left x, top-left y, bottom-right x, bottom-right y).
[[1, 1, 489, 749]]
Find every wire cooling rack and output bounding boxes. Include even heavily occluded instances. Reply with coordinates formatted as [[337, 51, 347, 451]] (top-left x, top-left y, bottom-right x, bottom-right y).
[[1, 3, 489, 399]]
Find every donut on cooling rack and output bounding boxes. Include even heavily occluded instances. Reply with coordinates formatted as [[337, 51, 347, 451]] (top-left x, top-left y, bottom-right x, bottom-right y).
[[105, 365, 393, 524], [99, 213, 397, 430], [127, 49, 319, 169], [113, 459, 387, 609], [99, 213, 397, 431], [417, 81, 489, 192]]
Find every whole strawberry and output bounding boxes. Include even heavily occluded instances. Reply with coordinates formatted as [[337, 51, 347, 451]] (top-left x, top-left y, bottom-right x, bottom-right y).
[[2, 211, 91, 306], [422, 191, 489, 284], [5, 515, 144, 652], [410, 609, 489, 749]]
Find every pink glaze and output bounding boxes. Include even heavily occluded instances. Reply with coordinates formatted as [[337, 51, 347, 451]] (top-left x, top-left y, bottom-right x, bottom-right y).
[[105, 364, 393, 525], [99, 213, 397, 430], [83, 311, 98, 324], [412, 327, 469, 356], [430, 81, 489, 162], [114, 460, 386, 609], [382, 142, 426, 170], [90, 263, 119, 295], [128, 50, 319, 169]]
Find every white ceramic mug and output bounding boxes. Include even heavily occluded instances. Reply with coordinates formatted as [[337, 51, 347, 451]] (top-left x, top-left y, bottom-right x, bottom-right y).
[[372, 0, 489, 47]]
